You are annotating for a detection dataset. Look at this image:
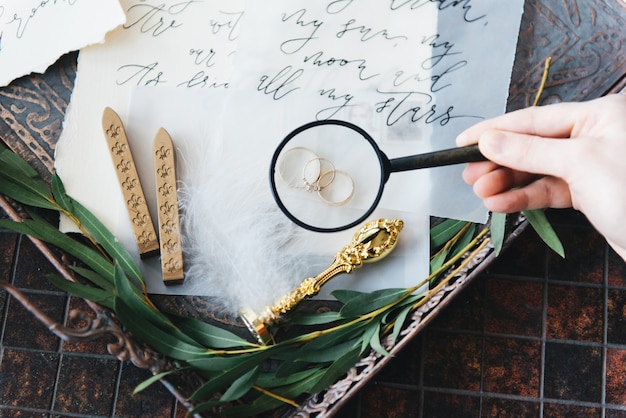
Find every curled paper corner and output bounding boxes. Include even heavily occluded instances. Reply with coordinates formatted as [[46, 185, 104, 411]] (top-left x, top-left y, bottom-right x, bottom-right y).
[[0, 0, 126, 87]]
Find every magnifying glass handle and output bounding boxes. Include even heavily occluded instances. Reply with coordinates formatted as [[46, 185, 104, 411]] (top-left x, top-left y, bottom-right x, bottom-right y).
[[389, 144, 486, 173]]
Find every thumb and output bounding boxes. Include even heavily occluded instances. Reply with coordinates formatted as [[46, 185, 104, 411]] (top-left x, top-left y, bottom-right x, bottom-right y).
[[478, 129, 571, 179]]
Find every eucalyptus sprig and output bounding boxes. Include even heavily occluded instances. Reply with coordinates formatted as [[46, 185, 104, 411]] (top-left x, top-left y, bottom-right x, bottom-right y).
[[0, 138, 541, 416]]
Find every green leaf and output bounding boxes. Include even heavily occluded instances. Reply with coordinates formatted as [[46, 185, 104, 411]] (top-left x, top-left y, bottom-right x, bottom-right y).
[[0, 178, 58, 210], [113, 264, 200, 347], [368, 321, 391, 357], [429, 246, 450, 274], [490, 212, 507, 256], [167, 314, 255, 349], [360, 320, 379, 353], [68, 194, 144, 286], [51, 172, 75, 214], [184, 355, 251, 372], [47, 274, 114, 309], [339, 288, 410, 318], [310, 347, 361, 393], [273, 355, 312, 377], [68, 265, 115, 291], [278, 338, 359, 368], [523, 209, 565, 258], [0, 217, 114, 281], [188, 348, 282, 401], [220, 366, 260, 402], [255, 366, 324, 389], [133, 369, 183, 394], [287, 311, 343, 326], [452, 222, 476, 254], [330, 289, 364, 304], [0, 148, 57, 210], [115, 295, 208, 361], [302, 321, 369, 351], [212, 369, 326, 417], [391, 303, 414, 346], [430, 219, 467, 249]]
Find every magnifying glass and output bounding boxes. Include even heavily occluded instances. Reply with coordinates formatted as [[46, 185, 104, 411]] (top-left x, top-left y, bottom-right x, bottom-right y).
[[269, 119, 486, 233]]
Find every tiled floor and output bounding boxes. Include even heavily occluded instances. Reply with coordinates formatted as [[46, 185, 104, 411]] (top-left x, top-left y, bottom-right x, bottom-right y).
[[2, 206, 626, 417], [333, 209, 626, 417]]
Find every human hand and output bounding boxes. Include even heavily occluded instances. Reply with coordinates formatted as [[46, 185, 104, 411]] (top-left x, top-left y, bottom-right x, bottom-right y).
[[456, 93, 626, 261]]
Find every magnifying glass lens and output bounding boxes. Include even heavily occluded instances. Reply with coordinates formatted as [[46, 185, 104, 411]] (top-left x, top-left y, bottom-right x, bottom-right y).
[[271, 121, 385, 232]]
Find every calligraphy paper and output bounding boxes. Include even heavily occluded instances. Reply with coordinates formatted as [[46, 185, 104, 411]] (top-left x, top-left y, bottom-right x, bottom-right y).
[[125, 88, 429, 310], [0, 0, 125, 87], [55, 0, 244, 234], [54, 1, 523, 309], [230, 0, 524, 222]]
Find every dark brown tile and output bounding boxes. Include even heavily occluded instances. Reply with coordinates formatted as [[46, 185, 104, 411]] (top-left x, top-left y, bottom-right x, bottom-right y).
[[0, 231, 18, 283], [174, 402, 190, 418], [422, 391, 480, 418], [481, 397, 540, 417], [487, 226, 547, 278], [606, 348, 626, 406], [374, 334, 421, 386], [0, 349, 59, 409], [609, 248, 626, 287], [544, 342, 602, 402], [484, 277, 543, 337], [423, 331, 481, 391], [0, 289, 6, 327], [547, 226, 604, 285], [607, 289, 626, 345], [358, 385, 419, 418], [13, 238, 63, 292], [542, 402, 602, 417], [545, 208, 592, 228], [546, 284, 603, 342], [115, 362, 176, 418], [54, 354, 119, 415], [0, 409, 53, 417], [428, 277, 484, 332], [606, 409, 626, 418], [4, 292, 65, 351], [483, 337, 541, 397], [327, 393, 359, 418]]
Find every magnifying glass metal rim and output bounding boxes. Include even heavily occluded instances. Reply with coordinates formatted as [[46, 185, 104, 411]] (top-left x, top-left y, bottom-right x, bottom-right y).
[[269, 119, 387, 233]]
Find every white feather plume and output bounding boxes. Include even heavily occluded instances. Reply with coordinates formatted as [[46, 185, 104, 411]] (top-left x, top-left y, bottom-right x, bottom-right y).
[[176, 131, 311, 315]]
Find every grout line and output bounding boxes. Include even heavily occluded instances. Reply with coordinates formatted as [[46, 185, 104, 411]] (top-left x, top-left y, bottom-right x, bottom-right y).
[[539, 241, 549, 418], [50, 349, 63, 413], [110, 360, 124, 417], [601, 243, 609, 418], [0, 233, 21, 349], [418, 333, 425, 418], [478, 275, 488, 417]]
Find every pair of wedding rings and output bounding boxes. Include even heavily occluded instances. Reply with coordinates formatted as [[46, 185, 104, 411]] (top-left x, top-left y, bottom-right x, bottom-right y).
[[276, 147, 355, 206]]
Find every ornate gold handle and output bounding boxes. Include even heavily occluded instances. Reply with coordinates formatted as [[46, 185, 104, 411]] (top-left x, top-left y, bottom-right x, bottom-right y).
[[241, 218, 404, 344]]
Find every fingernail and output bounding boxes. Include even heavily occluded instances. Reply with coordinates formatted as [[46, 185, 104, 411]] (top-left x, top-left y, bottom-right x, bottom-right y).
[[479, 130, 506, 155]]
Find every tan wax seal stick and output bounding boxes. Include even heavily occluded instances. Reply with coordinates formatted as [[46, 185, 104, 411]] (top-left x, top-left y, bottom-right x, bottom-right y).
[[153, 128, 184, 285], [102, 107, 159, 259]]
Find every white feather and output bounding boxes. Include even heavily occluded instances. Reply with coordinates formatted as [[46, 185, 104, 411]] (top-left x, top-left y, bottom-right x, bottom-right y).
[[176, 131, 310, 315]]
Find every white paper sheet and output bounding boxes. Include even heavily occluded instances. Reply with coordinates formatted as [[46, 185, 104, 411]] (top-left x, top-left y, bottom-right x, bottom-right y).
[[0, 0, 125, 87], [55, 0, 244, 234], [53, 1, 523, 311], [230, 0, 524, 222], [125, 88, 430, 310]]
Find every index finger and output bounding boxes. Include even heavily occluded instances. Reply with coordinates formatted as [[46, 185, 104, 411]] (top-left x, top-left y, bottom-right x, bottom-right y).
[[456, 101, 584, 146]]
